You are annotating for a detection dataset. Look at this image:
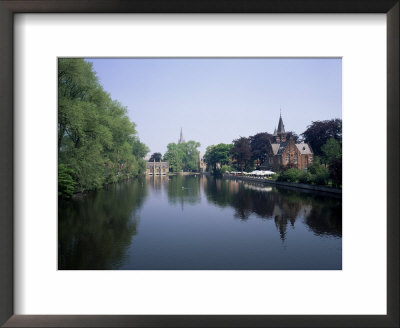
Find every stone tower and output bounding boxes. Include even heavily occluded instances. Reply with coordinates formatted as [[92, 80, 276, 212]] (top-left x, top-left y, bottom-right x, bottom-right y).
[[275, 113, 286, 143], [178, 127, 185, 143]]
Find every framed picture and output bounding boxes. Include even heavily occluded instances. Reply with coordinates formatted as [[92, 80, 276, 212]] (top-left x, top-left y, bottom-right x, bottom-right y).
[[0, 0, 398, 327]]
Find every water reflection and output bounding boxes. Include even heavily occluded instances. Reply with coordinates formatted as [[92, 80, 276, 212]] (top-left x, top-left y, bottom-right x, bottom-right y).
[[203, 176, 341, 241], [58, 178, 148, 269], [165, 175, 201, 206], [58, 175, 342, 270]]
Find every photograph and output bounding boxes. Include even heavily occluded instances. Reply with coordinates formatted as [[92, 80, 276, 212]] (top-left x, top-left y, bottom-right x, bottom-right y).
[[58, 58, 342, 270]]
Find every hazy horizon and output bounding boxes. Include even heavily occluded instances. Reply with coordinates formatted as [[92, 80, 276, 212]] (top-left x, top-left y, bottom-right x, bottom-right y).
[[86, 58, 342, 157]]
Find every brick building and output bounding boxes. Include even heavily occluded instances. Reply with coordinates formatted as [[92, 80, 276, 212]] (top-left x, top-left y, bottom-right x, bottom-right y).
[[267, 114, 313, 171]]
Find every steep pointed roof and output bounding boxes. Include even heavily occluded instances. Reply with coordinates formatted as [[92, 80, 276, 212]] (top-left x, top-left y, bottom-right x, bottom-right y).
[[179, 128, 185, 143], [277, 114, 285, 135], [273, 127, 277, 136]]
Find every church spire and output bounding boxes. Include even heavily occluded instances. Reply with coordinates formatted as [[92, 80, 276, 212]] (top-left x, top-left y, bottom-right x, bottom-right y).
[[275, 111, 286, 143], [179, 127, 185, 143], [277, 112, 285, 135]]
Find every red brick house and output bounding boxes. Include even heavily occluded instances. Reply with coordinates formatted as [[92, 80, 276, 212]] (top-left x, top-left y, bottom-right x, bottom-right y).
[[267, 114, 313, 171]]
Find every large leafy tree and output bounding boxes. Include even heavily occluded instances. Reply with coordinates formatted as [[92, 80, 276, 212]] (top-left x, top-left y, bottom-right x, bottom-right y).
[[301, 119, 342, 156], [322, 137, 342, 187], [58, 58, 148, 195], [163, 141, 201, 172], [132, 137, 150, 159], [230, 137, 252, 172], [249, 132, 273, 165], [149, 152, 162, 162], [179, 140, 201, 172], [329, 157, 342, 188], [163, 143, 184, 172], [203, 143, 233, 173], [321, 137, 342, 164]]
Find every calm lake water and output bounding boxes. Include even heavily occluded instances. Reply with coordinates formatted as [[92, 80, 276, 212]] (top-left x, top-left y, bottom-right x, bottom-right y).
[[58, 175, 342, 270]]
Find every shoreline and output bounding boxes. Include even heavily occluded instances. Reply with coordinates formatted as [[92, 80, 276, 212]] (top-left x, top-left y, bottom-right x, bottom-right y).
[[223, 174, 342, 196]]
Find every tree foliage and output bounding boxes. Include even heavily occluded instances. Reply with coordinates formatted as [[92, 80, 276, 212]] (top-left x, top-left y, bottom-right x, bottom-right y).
[[329, 157, 342, 188], [149, 152, 162, 162], [230, 137, 253, 172], [58, 58, 149, 196], [58, 164, 76, 198], [285, 131, 300, 142], [249, 133, 273, 165], [180, 140, 201, 171], [322, 137, 342, 164], [301, 119, 342, 156], [277, 168, 302, 183], [203, 143, 233, 173], [163, 140, 201, 172], [163, 143, 183, 172], [307, 157, 330, 185], [322, 137, 342, 187]]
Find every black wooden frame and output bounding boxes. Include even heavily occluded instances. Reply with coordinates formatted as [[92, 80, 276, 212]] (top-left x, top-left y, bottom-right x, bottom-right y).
[[0, 1, 398, 327]]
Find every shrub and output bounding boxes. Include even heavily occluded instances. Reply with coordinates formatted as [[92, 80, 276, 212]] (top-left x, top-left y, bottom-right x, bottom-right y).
[[329, 157, 342, 188], [220, 165, 232, 174], [307, 168, 329, 185], [270, 173, 279, 181], [277, 168, 302, 183], [58, 164, 76, 198], [312, 171, 330, 185], [298, 171, 312, 184], [306, 158, 330, 185]]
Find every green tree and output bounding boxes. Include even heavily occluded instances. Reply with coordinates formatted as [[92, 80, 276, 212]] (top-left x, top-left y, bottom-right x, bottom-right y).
[[58, 58, 148, 194], [321, 137, 342, 165], [163, 143, 184, 172], [179, 140, 201, 172], [277, 168, 303, 183], [249, 133, 273, 167], [58, 164, 76, 198], [301, 119, 342, 156], [308, 157, 330, 185], [322, 137, 342, 187], [203, 143, 233, 174], [132, 137, 149, 159], [163, 141, 201, 172], [329, 157, 342, 188], [230, 137, 252, 172]]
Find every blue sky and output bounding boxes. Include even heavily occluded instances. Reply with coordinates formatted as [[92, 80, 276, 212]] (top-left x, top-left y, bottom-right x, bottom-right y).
[[86, 58, 341, 157]]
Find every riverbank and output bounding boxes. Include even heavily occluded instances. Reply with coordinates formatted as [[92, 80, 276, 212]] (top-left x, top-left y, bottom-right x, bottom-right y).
[[223, 174, 342, 196], [70, 175, 146, 199]]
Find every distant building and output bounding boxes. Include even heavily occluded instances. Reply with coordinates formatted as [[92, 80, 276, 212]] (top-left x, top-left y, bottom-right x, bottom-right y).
[[178, 128, 185, 143], [198, 153, 207, 173], [146, 160, 169, 175], [267, 113, 313, 171]]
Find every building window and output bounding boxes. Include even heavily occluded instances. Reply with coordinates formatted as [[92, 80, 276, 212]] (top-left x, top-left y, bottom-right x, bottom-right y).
[[309, 156, 313, 163], [285, 156, 289, 164], [294, 155, 298, 164]]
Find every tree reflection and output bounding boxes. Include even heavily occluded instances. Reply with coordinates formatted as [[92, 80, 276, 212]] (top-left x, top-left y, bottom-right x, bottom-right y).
[[58, 178, 148, 269], [203, 176, 235, 209], [203, 177, 342, 241], [166, 175, 201, 206], [304, 198, 342, 237]]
